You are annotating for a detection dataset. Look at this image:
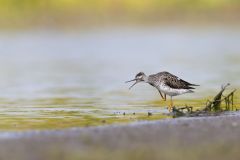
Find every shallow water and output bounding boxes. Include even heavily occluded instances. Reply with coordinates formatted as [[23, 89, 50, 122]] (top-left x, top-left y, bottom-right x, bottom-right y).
[[0, 26, 239, 130]]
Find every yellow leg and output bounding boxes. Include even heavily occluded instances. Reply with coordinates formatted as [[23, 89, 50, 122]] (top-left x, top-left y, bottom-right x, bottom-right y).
[[158, 90, 167, 101], [168, 96, 173, 112], [158, 90, 166, 101]]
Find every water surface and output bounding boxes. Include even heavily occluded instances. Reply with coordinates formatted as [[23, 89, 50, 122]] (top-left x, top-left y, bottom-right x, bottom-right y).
[[0, 26, 239, 130]]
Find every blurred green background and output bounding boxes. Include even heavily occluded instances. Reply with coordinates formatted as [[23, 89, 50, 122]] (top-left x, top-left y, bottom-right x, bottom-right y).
[[0, 0, 239, 29]]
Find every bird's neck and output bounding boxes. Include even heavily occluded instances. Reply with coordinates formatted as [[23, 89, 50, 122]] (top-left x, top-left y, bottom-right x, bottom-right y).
[[143, 75, 148, 82]]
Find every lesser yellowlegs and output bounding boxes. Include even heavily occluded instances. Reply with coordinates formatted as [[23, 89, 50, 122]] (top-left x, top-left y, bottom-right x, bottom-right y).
[[126, 71, 199, 111]]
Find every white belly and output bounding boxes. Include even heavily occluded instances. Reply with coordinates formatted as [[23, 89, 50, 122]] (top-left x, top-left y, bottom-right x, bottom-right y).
[[158, 83, 192, 97]]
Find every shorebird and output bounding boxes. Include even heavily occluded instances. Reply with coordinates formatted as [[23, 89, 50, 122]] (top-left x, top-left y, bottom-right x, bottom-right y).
[[126, 71, 199, 111]]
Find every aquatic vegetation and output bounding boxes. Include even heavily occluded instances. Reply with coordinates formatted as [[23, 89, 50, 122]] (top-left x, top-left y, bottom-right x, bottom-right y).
[[172, 84, 238, 117]]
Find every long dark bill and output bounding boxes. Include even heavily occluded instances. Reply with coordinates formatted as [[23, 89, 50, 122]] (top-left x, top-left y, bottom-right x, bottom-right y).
[[125, 79, 139, 90], [130, 81, 140, 90], [125, 79, 137, 83]]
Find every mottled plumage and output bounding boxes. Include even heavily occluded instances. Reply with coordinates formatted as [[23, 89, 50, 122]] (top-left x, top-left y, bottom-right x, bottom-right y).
[[148, 71, 198, 90], [126, 71, 199, 112]]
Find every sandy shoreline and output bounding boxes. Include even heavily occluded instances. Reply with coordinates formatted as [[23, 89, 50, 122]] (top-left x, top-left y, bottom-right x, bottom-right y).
[[0, 112, 240, 160]]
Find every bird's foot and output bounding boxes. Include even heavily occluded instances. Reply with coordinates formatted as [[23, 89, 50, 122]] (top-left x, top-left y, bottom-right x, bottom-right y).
[[168, 106, 173, 112]]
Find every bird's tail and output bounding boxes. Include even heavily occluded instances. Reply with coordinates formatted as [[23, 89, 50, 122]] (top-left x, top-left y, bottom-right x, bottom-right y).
[[188, 90, 194, 93], [189, 83, 200, 86]]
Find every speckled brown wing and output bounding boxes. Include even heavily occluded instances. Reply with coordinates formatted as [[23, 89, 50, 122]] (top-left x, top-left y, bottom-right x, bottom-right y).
[[158, 72, 198, 89]]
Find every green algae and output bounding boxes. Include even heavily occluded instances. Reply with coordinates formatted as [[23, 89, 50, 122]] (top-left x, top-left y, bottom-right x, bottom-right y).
[[0, 90, 238, 131], [0, 112, 169, 131]]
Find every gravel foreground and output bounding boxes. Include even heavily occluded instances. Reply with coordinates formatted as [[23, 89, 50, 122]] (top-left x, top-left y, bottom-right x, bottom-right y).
[[0, 113, 240, 160]]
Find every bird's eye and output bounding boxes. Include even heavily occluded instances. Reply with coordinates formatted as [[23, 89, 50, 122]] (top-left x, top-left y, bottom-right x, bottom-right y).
[[136, 72, 143, 77]]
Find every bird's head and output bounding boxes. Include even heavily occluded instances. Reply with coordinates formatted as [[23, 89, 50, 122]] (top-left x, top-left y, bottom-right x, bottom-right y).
[[125, 72, 147, 89]]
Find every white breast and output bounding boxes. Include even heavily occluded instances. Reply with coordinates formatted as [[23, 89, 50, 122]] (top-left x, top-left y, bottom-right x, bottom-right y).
[[158, 83, 191, 97]]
